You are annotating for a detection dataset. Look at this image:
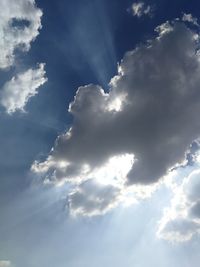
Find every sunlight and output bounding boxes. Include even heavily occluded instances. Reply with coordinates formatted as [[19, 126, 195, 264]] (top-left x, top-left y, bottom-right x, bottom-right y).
[[107, 94, 126, 112], [92, 153, 134, 186]]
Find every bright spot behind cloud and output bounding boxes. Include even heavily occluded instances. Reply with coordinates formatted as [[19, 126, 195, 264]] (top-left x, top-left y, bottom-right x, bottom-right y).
[[91, 154, 134, 186]]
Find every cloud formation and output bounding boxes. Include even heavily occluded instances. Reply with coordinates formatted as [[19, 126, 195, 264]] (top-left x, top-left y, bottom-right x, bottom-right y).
[[158, 160, 200, 242], [0, 0, 42, 69], [131, 2, 152, 18], [33, 18, 200, 216], [0, 63, 47, 113], [182, 13, 199, 26], [68, 179, 121, 216]]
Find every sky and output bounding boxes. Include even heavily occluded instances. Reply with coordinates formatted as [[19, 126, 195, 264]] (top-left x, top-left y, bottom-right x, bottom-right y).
[[1, 0, 200, 266]]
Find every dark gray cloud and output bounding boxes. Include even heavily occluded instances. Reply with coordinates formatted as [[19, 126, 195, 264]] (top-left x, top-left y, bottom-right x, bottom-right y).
[[190, 201, 200, 218], [33, 19, 200, 215]]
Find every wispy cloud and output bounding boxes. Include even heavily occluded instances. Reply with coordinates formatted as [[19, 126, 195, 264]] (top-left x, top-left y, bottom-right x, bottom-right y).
[[0, 63, 47, 114], [131, 1, 153, 18], [182, 13, 199, 26]]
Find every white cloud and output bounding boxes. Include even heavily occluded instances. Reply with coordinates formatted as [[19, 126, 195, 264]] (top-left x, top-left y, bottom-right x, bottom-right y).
[[182, 13, 199, 26], [0, 0, 42, 69], [33, 19, 200, 216], [0, 261, 12, 267], [131, 2, 152, 18], [158, 218, 199, 242], [68, 179, 121, 217], [157, 162, 200, 242], [0, 0, 46, 114], [33, 153, 158, 216], [0, 63, 47, 114]]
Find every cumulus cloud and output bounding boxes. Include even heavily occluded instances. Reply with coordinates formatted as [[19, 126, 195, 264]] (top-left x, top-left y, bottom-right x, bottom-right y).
[[33, 18, 200, 216], [0, 0, 46, 114], [0, 0, 42, 69], [0, 63, 47, 113], [0, 261, 12, 267], [131, 2, 152, 18], [157, 164, 200, 242]]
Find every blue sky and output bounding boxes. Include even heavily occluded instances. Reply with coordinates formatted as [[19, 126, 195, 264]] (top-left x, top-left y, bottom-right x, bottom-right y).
[[1, 0, 200, 266]]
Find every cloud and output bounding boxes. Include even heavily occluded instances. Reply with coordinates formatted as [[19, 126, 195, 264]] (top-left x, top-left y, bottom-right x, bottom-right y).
[[0, 0, 46, 114], [158, 218, 199, 242], [131, 2, 153, 18], [0, 63, 47, 114], [68, 179, 121, 216], [0, 0, 42, 69], [182, 13, 199, 26], [33, 19, 200, 215], [157, 164, 200, 242], [0, 261, 12, 267]]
